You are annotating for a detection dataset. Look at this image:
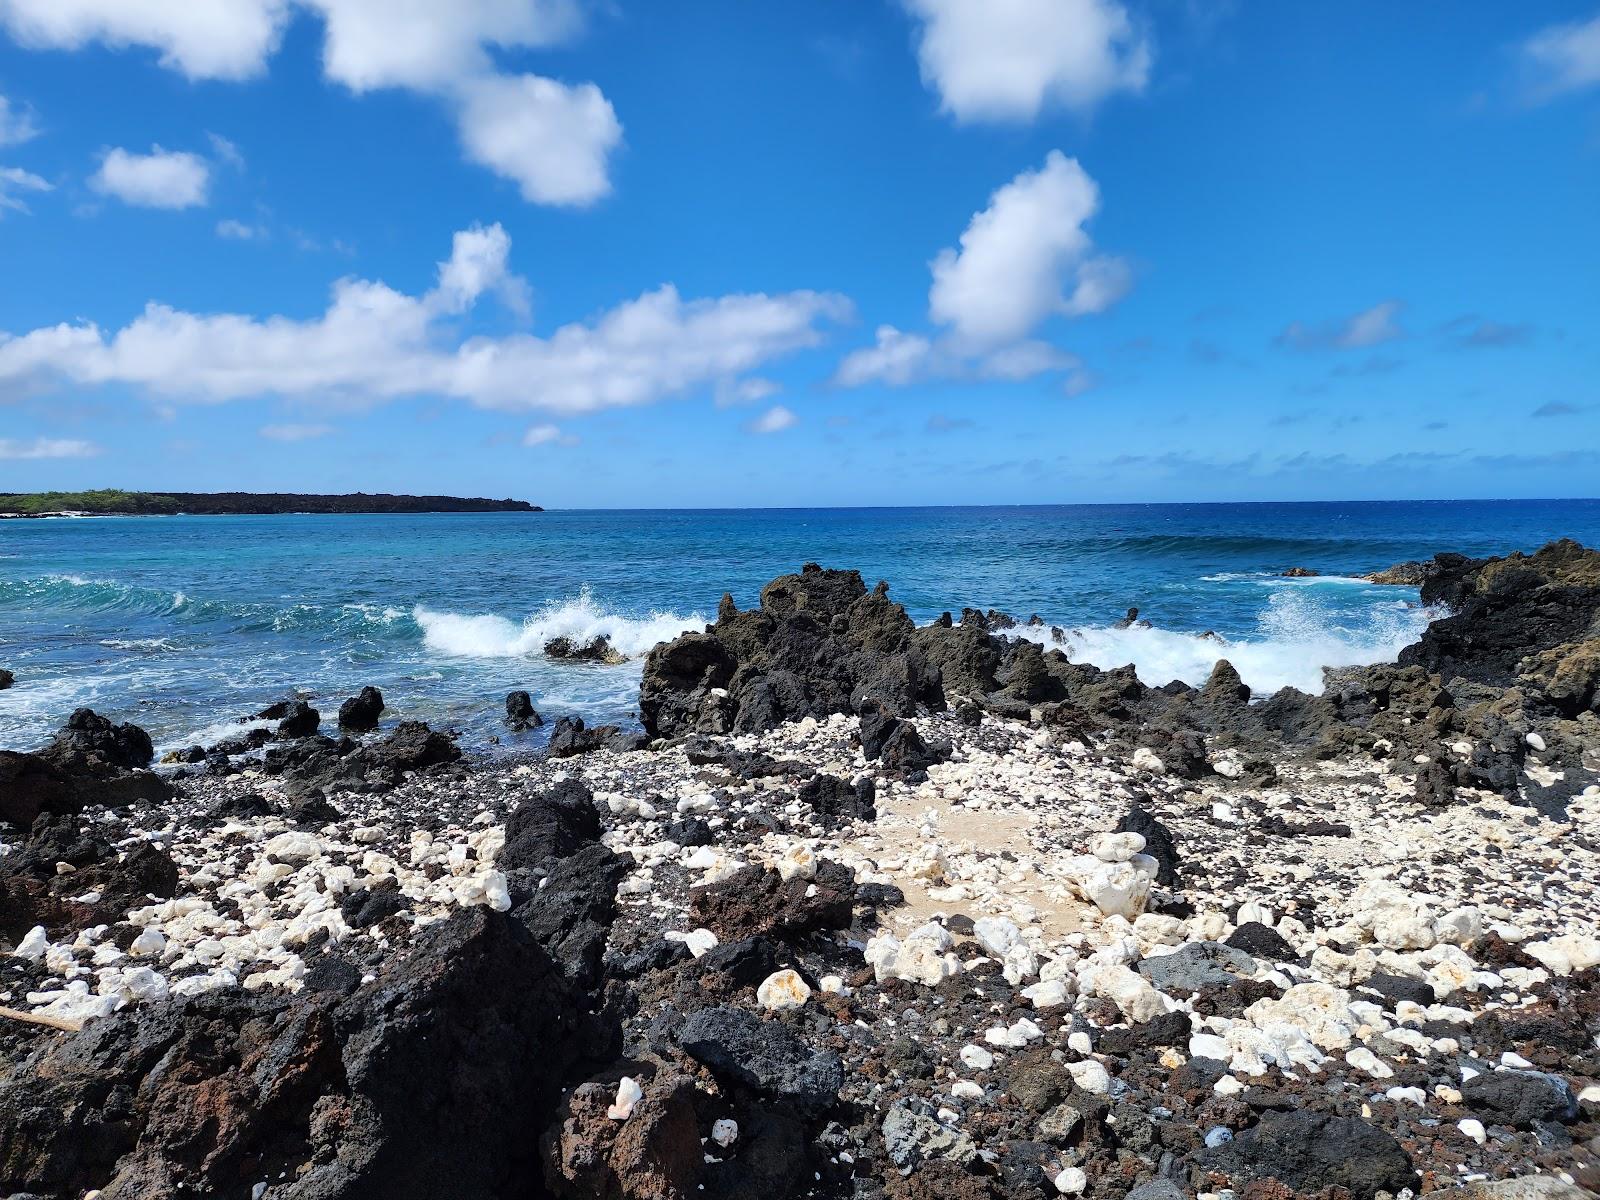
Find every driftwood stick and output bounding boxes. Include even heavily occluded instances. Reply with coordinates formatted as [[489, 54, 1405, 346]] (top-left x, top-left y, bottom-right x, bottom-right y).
[[0, 1005, 83, 1033]]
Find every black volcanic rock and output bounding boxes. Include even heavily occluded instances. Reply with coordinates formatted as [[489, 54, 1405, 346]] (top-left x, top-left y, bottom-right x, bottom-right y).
[[505, 689, 543, 729], [639, 565, 945, 738], [337, 686, 385, 730]]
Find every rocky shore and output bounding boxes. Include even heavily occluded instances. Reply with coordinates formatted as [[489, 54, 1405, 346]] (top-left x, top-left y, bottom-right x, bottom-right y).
[[1, 541, 1598, 1200]]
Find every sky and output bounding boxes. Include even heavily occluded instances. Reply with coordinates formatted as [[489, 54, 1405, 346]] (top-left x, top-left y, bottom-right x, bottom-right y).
[[0, 0, 1597, 508]]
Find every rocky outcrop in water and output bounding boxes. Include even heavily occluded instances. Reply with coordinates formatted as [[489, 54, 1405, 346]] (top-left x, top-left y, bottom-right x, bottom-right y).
[[639, 564, 945, 739], [0, 709, 172, 825]]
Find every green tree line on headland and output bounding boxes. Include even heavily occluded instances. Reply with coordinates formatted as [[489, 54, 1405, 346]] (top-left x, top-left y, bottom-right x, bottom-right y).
[[0, 490, 541, 515]]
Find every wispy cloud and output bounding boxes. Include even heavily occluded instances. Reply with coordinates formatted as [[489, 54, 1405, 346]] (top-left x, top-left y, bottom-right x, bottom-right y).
[[1517, 10, 1600, 102], [747, 404, 798, 434], [1442, 315, 1534, 349], [1531, 401, 1588, 418], [1276, 300, 1404, 351], [0, 436, 100, 459], [0, 164, 50, 216], [259, 423, 335, 441]]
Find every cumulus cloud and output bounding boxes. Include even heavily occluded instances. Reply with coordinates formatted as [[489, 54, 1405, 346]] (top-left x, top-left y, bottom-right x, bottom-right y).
[[931, 151, 1126, 348], [1519, 10, 1600, 100], [0, 164, 49, 216], [453, 73, 620, 207], [747, 404, 798, 434], [0, 0, 620, 206], [0, 436, 99, 458], [836, 152, 1125, 390], [0, 222, 848, 417], [1276, 300, 1404, 351], [260, 422, 333, 440], [0, 0, 289, 80], [91, 145, 210, 208], [713, 376, 781, 408], [903, 0, 1150, 123], [0, 92, 39, 146]]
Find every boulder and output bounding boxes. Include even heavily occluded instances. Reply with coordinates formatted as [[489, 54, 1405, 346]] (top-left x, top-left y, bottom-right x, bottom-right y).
[[0, 908, 599, 1200], [676, 1006, 843, 1114], [1203, 1109, 1418, 1200], [546, 716, 647, 758], [0, 666, 12, 689], [545, 635, 627, 665], [337, 685, 385, 731], [689, 862, 855, 944], [505, 689, 543, 729]]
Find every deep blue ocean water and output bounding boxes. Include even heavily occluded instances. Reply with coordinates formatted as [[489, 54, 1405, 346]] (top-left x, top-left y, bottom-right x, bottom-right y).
[[3, 500, 1598, 754]]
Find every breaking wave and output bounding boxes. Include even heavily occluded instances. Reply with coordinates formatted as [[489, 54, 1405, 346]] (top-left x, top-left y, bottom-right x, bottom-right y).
[[1006, 584, 1437, 696], [414, 587, 705, 662]]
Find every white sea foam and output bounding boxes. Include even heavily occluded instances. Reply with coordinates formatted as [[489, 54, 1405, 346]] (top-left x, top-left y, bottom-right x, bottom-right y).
[[1007, 587, 1437, 696], [414, 587, 705, 662], [100, 637, 179, 652], [167, 715, 277, 751]]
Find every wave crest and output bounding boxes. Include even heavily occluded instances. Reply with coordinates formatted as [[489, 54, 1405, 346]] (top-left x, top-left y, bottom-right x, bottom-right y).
[[414, 587, 705, 661], [1006, 586, 1436, 696]]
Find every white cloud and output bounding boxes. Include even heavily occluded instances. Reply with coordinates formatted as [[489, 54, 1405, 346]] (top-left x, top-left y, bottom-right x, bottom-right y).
[[307, 0, 580, 92], [836, 152, 1126, 388], [260, 422, 333, 441], [523, 422, 577, 447], [903, 0, 1150, 123], [0, 436, 99, 459], [207, 132, 246, 169], [0, 0, 621, 207], [1520, 11, 1600, 99], [454, 73, 620, 207], [0, 164, 49, 216], [0, 0, 290, 81], [216, 217, 267, 239], [931, 150, 1126, 348], [747, 404, 797, 434], [91, 145, 210, 209], [1277, 301, 1405, 352], [713, 376, 781, 408], [0, 92, 39, 146], [0, 223, 849, 417], [835, 326, 935, 388]]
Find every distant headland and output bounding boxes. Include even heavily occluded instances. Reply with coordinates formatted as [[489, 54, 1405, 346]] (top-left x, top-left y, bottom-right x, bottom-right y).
[[0, 490, 542, 517]]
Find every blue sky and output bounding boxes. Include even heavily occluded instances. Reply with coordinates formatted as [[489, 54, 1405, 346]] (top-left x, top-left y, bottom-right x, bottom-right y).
[[0, 0, 1597, 507]]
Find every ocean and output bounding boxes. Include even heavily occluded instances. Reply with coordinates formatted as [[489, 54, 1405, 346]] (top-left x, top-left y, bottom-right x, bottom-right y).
[[3, 499, 1598, 755]]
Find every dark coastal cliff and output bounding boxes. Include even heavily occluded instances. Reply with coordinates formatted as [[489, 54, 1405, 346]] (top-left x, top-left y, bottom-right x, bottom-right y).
[[0, 490, 540, 516]]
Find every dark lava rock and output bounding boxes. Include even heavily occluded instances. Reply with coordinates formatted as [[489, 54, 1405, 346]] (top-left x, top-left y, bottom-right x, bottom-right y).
[[0, 667, 12, 689], [1096, 1008, 1192, 1053], [2, 710, 172, 826], [544, 634, 626, 665], [546, 715, 647, 758], [48, 707, 154, 770], [1116, 805, 1179, 887], [677, 1006, 844, 1114], [1462, 1069, 1579, 1127], [505, 689, 544, 729], [1224, 921, 1297, 963], [337, 686, 385, 731], [500, 779, 629, 991], [275, 699, 321, 738], [1203, 1109, 1418, 1200], [0, 817, 180, 939], [639, 565, 945, 738], [543, 1071, 703, 1200], [664, 816, 714, 847], [0, 908, 600, 1200], [1137, 941, 1256, 993], [858, 700, 943, 775], [340, 882, 409, 929], [368, 720, 460, 772], [1357, 971, 1437, 1007], [689, 861, 855, 943], [798, 772, 876, 828]]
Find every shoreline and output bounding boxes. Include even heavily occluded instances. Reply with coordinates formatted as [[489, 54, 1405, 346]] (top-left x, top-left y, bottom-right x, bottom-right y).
[[1, 542, 1597, 1198]]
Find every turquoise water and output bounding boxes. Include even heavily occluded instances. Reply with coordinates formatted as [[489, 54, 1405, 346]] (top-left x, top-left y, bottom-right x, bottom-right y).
[[3, 500, 1598, 753]]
